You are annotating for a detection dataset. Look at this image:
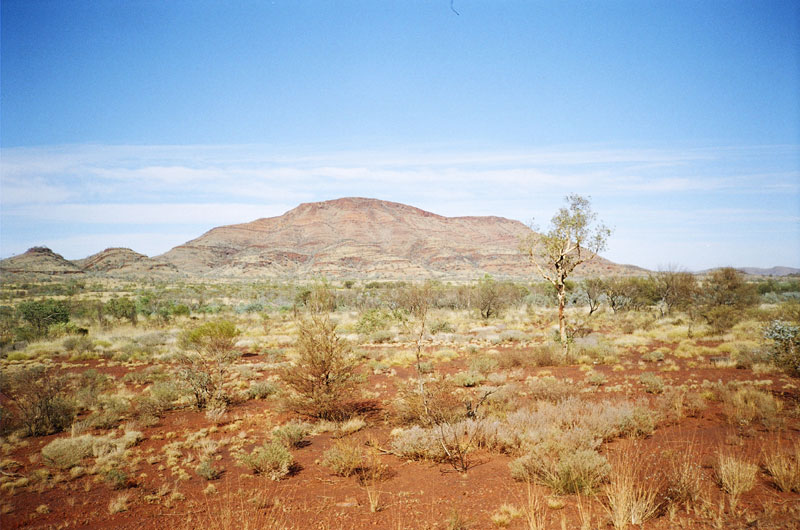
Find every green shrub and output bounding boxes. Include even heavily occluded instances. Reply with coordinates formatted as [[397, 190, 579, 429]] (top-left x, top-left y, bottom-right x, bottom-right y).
[[764, 320, 799, 376], [355, 309, 394, 334], [430, 320, 456, 334], [5, 366, 75, 436], [63, 335, 95, 354], [641, 351, 665, 363], [17, 299, 70, 338], [272, 421, 312, 448], [510, 448, 610, 494], [322, 440, 366, 477], [638, 372, 664, 394], [47, 322, 82, 338], [177, 320, 241, 409], [247, 381, 279, 400], [451, 371, 485, 388], [104, 467, 132, 489], [237, 441, 293, 480], [195, 458, 221, 480], [281, 314, 362, 420]]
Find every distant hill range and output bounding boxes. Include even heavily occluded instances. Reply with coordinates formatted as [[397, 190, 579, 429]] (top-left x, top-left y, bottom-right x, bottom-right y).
[[697, 266, 800, 277], [0, 197, 676, 281]]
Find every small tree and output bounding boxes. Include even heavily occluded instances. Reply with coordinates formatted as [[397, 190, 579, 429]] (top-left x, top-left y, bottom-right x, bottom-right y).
[[17, 299, 70, 338], [578, 278, 605, 316], [651, 267, 698, 316], [178, 320, 241, 409], [105, 297, 138, 326], [522, 194, 611, 352], [475, 274, 502, 320], [698, 268, 758, 334], [282, 314, 361, 420]]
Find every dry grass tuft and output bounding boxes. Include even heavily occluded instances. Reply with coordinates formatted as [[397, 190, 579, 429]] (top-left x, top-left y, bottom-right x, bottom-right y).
[[715, 452, 758, 509], [108, 493, 130, 514], [603, 448, 664, 529], [763, 440, 800, 493]]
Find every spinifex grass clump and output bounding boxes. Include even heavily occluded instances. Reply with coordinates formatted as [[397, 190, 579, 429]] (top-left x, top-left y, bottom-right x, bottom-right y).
[[764, 441, 800, 493], [715, 452, 758, 508], [237, 441, 293, 480]]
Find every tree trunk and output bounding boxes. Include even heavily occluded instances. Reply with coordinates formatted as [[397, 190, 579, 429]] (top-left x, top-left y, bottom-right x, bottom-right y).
[[557, 279, 567, 354]]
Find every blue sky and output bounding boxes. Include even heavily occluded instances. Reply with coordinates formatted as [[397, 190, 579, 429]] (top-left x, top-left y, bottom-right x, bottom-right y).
[[1, 0, 798, 270]]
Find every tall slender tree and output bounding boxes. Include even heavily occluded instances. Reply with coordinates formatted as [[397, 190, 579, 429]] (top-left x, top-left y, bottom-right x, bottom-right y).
[[522, 194, 611, 352]]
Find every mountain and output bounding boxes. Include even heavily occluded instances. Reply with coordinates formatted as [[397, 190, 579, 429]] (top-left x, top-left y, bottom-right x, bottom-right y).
[[2, 198, 643, 280], [697, 266, 800, 277], [737, 266, 799, 277], [157, 197, 636, 279], [0, 247, 84, 275], [74, 248, 178, 275]]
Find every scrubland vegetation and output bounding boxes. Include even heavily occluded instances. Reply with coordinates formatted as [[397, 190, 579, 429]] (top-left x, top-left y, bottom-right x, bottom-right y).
[[0, 271, 798, 528]]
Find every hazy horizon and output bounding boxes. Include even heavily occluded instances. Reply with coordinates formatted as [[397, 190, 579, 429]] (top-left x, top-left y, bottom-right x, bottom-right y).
[[2, 1, 798, 271]]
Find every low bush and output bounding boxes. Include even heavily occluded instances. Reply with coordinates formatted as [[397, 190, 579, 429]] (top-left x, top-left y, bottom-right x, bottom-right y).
[[510, 448, 610, 494], [272, 420, 312, 448], [237, 441, 293, 480], [322, 440, 366, 477], [638, 373, 664, 394], [390, 426, 448, 462], [451, 371, 485, 388], [5, 366, 76, 436], [247, 381, 279, 400], [195, 458, 222, 481], [526, 376, 576, 402], [41, 436, 95, 469], [721, 386, 783, 430]]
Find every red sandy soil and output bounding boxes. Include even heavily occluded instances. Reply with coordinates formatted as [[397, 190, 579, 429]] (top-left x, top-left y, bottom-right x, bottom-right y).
[[2, 340, 799, 530]]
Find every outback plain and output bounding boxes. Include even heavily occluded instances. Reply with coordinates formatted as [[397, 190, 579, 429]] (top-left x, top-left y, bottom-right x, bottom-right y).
[[1, 199, 799, 530]]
